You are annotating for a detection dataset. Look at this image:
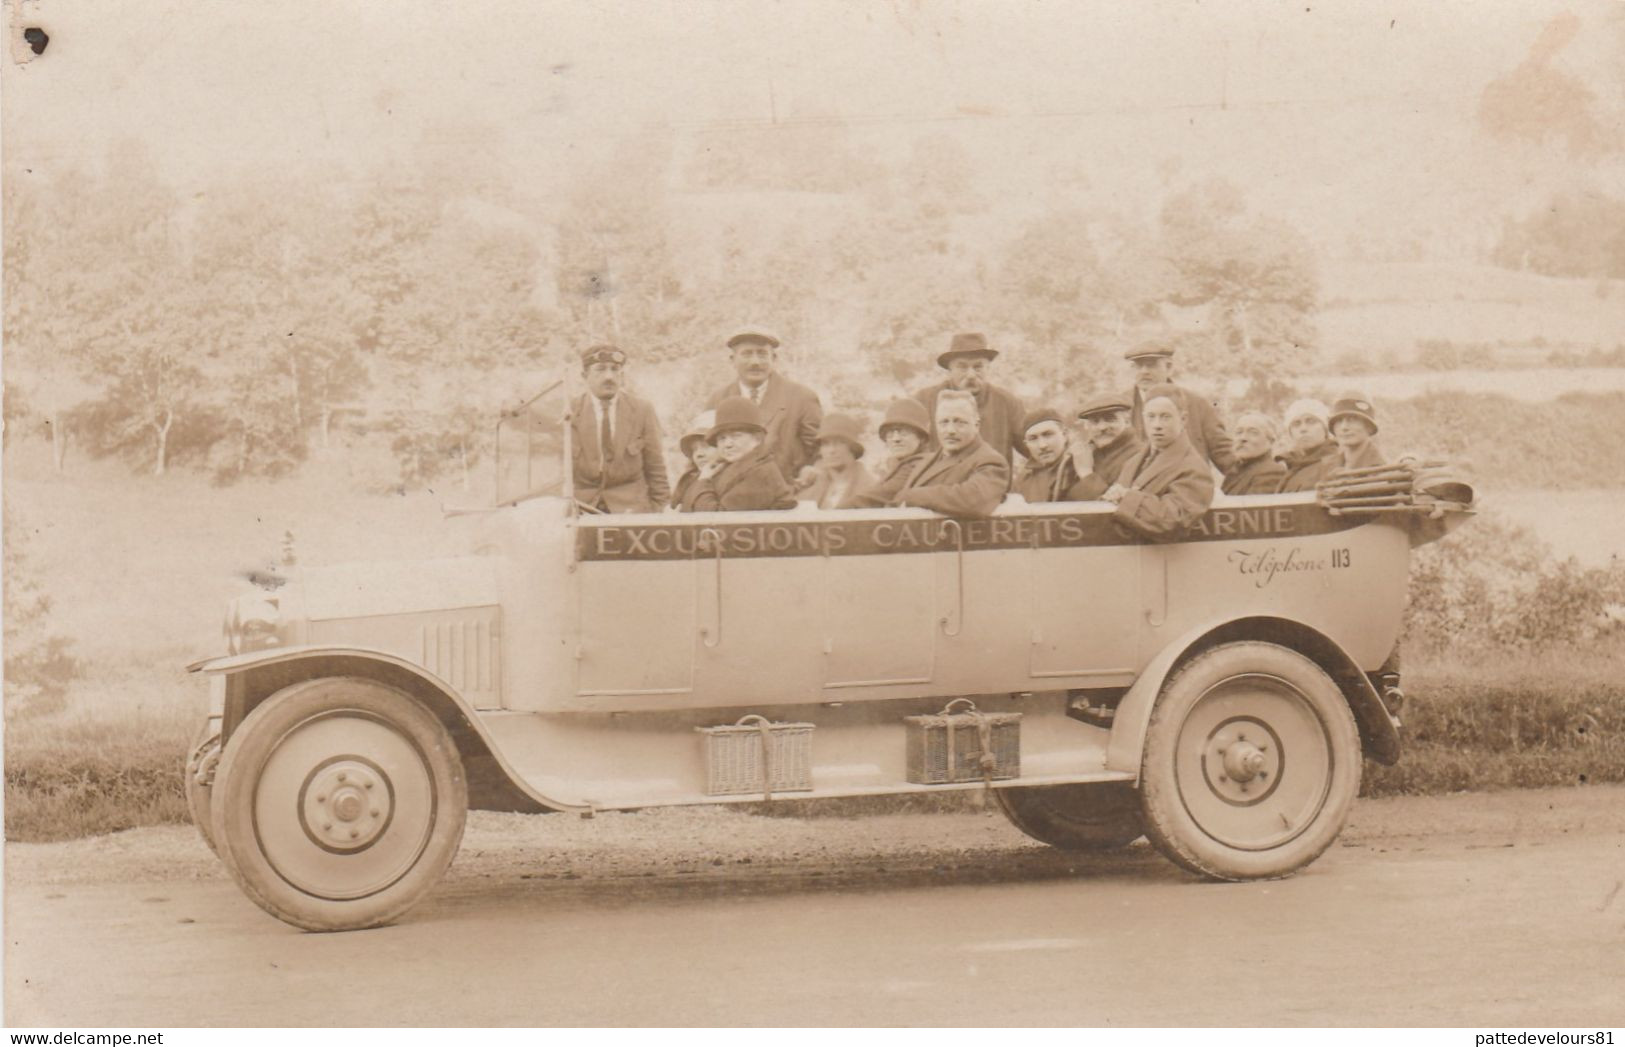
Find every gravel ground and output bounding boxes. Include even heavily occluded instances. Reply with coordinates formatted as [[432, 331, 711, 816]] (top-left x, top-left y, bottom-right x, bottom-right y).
[[8, 783, 1624, 889]]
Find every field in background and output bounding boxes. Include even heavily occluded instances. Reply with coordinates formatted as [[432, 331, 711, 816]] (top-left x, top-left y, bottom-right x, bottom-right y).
[[1317, 262, 1625, 364]]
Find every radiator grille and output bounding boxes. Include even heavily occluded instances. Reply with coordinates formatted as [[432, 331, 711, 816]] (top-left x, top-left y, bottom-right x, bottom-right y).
[[419, 614, 501, 703]]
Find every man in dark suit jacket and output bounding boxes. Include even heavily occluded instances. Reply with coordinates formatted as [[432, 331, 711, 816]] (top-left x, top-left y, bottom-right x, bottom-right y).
[[1073, 393, 1146, 501], [1102, 385, 1215, 539], [912, 332, 1026, 463], [1124, 342, 1235, 475], [570, 344, 670, 513], [687, 396, 797, 512], [891, 390, 1010, 517], [703, 326, 822, 483], [1012, 407, 1087, 503], [1224, 411, 1287, 495]]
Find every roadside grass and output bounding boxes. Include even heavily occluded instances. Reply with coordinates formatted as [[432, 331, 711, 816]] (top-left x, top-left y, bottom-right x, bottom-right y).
[[1362, 645, 1625, 797], [7, 644, 1620, 841]]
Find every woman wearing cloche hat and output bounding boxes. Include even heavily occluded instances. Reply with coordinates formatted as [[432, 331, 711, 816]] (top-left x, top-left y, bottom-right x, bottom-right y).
[[798, 413, 880, 510], [1329, 394, 1385, 471]]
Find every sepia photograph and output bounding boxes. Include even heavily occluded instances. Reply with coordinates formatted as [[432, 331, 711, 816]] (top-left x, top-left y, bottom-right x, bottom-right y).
[[3, 0, 1624, 1031]]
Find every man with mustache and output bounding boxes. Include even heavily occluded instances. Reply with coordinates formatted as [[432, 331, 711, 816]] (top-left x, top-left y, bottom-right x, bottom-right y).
[[1224, 411, 1288, 495], [890, 390, 1009, 518], [569, 343, 670, 513], [912, 332, 1027, 464], [703, 326, 822, 484], [1101, 384, 1216, 538], [1073, 392, 1145, 500]]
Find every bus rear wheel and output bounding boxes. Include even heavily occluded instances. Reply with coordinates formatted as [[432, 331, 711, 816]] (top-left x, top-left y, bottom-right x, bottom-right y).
[[995, 782, 1144, 850]]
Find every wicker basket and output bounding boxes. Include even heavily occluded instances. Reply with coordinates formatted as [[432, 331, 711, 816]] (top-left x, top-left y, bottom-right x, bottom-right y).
[[903, 698, 1021, 785], [696, 715, 814, 797]]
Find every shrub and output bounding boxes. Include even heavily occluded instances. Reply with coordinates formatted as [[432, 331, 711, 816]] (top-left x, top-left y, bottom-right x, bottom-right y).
[[1406, 509, 1625, 653]]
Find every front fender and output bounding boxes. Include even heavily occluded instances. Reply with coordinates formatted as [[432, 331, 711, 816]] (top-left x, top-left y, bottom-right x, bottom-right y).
[[1104, 618, 1401, 777], [188, 645, 581, 813]]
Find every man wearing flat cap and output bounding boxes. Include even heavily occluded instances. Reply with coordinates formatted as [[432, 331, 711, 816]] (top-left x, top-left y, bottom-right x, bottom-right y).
[[570, 344, 670, 513], [1123, 342, 1235, 475], [1012, 407, 1087, 503], [1073, 392, 1145, 501], [686, 396, 797, 512], [703, 327, 823, 485], [1100, 383, 1215, 539], [912, 332, 1026, 464]]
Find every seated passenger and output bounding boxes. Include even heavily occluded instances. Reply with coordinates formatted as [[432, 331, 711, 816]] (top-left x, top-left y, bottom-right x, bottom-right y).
[[798, 413, 880, 509], [668, 410, 716, 512], [862, 398, 934, 506], [686, 397, 797, 512], [1073, 393, 1145, 500], [1278, 399, 1339, 493], [1101, 385, 1215, 539], [1223, 411, 1287, 495], [1329, 395, 1385, 471], [890, 390, 1009, 517], [1013, 408, 1087, 502]]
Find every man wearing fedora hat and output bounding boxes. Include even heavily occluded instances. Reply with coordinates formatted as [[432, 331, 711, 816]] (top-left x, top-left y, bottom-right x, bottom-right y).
[[860, 398, 936, 507], [1100, 384, 1215, 538], [687, 396, 797, 512], [570, 344, 670, 513], [1123, 341, 1235, 475], [890, 390, 1009, 517], [912, 332, 1027, 464], [798, 414, 880, 510], [1073, 392, 1145, 501], [703, 326, 823, 484], [1013, 407, 1087, 503]]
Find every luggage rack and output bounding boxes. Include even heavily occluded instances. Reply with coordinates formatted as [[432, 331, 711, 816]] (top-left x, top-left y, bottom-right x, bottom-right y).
[[1317, 460, 1475, 517]]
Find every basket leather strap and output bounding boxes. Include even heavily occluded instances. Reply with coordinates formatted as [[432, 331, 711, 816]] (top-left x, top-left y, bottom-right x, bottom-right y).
[[757, 717, 775, 802]]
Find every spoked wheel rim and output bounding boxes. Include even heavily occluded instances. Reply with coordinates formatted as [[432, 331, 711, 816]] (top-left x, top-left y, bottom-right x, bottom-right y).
[[253, 710, 438, 901], [1174, 673, 1335, 852]]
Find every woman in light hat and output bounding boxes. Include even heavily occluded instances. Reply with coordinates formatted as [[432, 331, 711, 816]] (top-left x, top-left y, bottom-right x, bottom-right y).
[[1278, 398, 1339, 493], [1329, 395, 1385, 471], [668, 410, 717, 512], [799, 413, 880, 510], [1223, 411, 1287, 495]]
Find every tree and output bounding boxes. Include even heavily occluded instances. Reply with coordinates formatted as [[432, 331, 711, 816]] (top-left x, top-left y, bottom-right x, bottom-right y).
[[1159, 179, 1320, 399], [3, 508, 78, 719]]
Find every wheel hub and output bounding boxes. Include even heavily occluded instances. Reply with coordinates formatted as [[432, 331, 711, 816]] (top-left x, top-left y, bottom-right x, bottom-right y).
[[1175, 675, 1334, 851], [300, 757, 393, 853], [1202, 721, 1284, 806]]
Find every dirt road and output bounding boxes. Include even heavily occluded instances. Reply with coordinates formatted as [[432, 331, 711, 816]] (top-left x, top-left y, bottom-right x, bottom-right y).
[[7, 785, 1624, 1027]]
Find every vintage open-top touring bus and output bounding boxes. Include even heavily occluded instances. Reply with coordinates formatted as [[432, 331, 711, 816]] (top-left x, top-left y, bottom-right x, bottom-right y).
[[186, 381, 1476, 931]]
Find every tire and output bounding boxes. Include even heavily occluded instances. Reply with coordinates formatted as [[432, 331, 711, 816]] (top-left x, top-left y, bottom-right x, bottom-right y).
[[184, 721, 222, 856], [995, 782, 1144, 850], [210, 677, 467, 932], [1138, 641, 1361, 881]]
